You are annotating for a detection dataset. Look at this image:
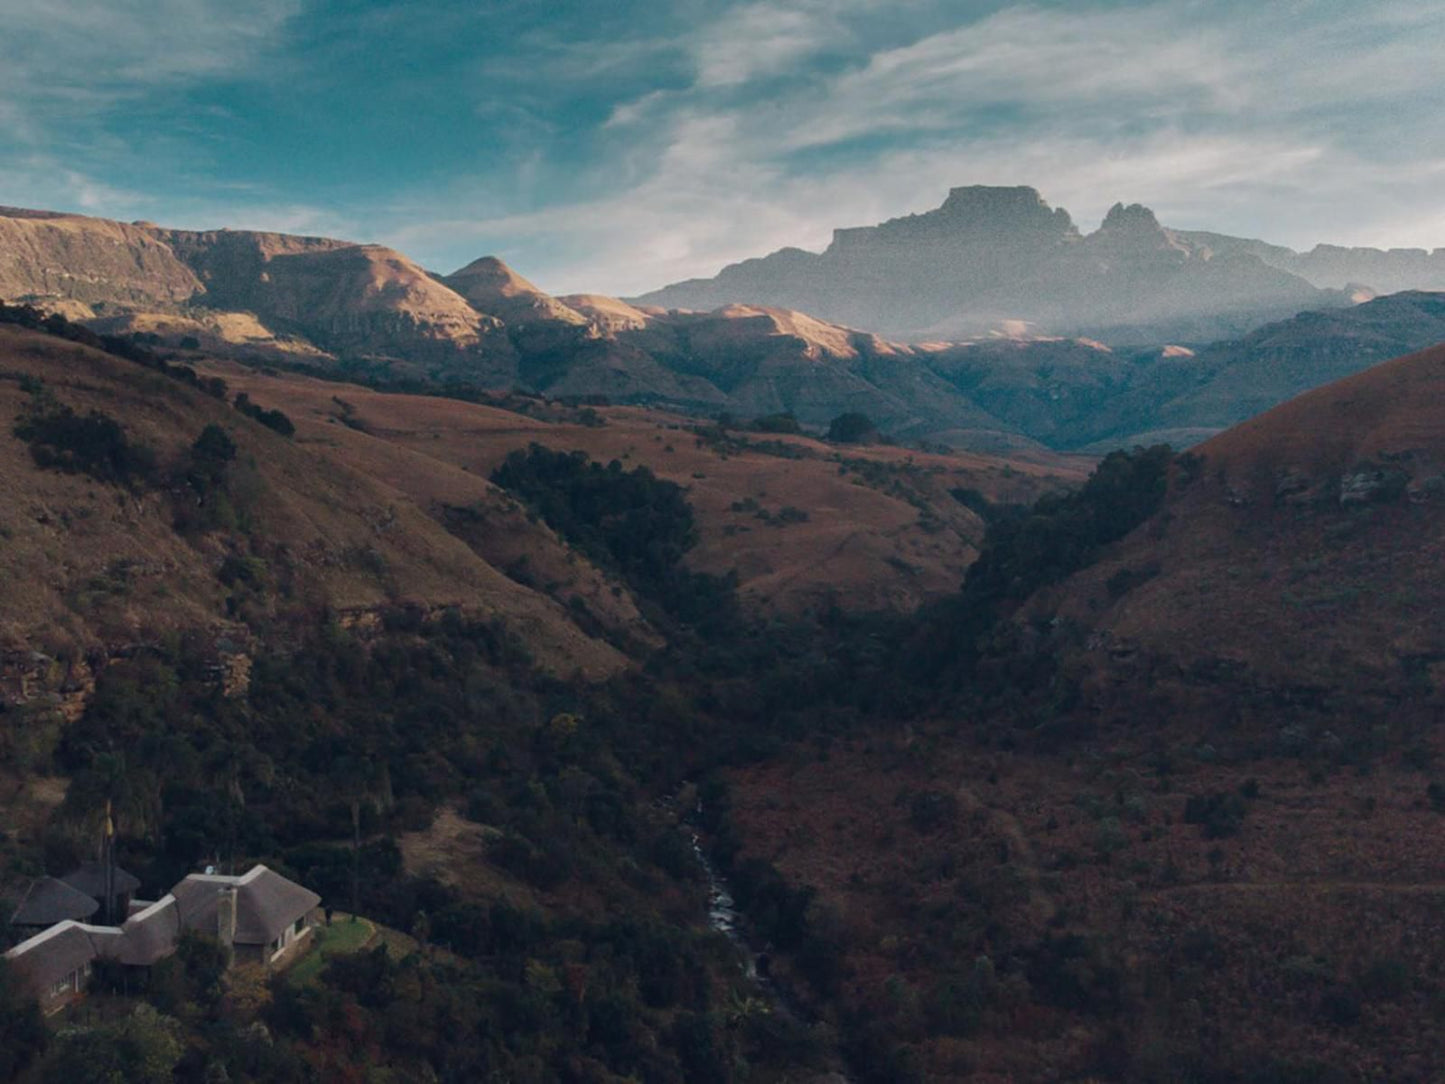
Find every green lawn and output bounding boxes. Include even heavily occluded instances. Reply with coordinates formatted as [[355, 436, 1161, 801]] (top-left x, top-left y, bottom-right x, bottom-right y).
[[286, 915, 376, 986]]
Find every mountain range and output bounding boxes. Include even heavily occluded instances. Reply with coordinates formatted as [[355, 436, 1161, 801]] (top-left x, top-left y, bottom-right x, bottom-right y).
[[9, 184, 1445, 1081], [5, 199, 1445, 455], [633, 186, 1342, 343]]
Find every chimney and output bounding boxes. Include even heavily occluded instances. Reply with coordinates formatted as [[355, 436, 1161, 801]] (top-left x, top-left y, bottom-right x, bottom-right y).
[[216, 885, 238, 947]]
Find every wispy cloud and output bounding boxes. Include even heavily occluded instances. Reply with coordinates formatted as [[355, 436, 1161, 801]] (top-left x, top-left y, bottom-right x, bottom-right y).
[[406, 0, 1445, 293], [5, 0, 1445, 293], [0, 0, 299, 116]]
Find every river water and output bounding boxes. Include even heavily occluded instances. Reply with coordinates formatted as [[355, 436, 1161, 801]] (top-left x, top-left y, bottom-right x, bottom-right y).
[[682, 813, 855, 1083]]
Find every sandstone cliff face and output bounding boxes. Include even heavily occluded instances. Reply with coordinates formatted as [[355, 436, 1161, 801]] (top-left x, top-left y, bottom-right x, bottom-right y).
[[0, 214, 201, 307], [158, 229, 512, 362], [0, 212, 520, 368]]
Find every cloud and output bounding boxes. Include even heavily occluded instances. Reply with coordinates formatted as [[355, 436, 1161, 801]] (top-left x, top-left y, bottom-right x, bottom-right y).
[[0, 0, 299, 138], [401, 0, 1445, 292], [6, 0, 1445, 293]]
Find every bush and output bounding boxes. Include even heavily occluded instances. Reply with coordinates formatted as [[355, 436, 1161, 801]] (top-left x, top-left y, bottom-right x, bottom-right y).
[[1183, 791, 1248, 839], [826, 411, 877, 444], [490, 443, 738, 628], [751, 412, 803, 435], [14, 402, 157, 488], [0, 957, 46, 1078], [234, 393, 295, 437]]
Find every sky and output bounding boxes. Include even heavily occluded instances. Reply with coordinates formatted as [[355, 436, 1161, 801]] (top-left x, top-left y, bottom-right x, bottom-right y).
[[3, 0, 1445, 296]]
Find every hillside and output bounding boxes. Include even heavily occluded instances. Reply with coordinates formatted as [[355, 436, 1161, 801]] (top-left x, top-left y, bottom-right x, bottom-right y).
[[204, 360, 1082, 614], [710, 344, 1445, 1081], [924, 291, 1445, 452], [0, 321, 644, 720], [1036, 338, 1445, 721]]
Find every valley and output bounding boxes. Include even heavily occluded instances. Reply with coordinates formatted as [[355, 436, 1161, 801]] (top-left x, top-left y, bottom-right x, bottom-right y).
[[2, 201, 1445, 1083]]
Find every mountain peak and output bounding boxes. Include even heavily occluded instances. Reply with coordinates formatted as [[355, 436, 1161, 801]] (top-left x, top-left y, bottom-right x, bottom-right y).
[[444, 256, 587, 326], [934, 184, 1077, 236], [1098, 202, 1164, 233], [448, 255, 538, 295], [940, 184, 1046, 214]]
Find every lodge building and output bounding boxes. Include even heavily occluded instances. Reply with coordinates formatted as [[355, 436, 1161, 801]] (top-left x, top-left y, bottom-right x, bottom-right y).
[[4, 864, 321, 1012]]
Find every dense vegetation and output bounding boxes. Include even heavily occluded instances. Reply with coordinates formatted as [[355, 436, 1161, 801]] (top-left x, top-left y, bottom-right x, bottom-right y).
[[13, 395, 158, 489], [904, 444, 1182, 708], [491, 444, 738, 630], [3, 306, 1311, 1082]]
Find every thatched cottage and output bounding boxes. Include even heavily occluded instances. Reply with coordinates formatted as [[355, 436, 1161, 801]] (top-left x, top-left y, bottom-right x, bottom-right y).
[[4, 864, 321, 1011]]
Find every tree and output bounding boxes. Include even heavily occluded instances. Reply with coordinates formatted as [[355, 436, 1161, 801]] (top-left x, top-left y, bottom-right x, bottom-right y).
[[0, 957, 46, 1078], [826, 412, 877, 444], [40, 1004, 183, 1084], [188, 424, 237, 494]]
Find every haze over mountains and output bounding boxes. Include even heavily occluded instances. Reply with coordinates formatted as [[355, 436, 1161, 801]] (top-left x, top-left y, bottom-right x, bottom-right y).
[[634, 186, 1341, 343], [6, 194, 1445, 454]]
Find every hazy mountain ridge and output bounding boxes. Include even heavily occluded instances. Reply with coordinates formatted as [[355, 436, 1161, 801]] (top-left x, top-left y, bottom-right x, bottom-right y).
[[633, 186, 1334, 343], [1178, 229, 1445, 292]]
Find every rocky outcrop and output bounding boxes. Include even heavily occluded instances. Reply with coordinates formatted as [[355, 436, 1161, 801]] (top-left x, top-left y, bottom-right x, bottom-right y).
[[0, 214, 201, 308]]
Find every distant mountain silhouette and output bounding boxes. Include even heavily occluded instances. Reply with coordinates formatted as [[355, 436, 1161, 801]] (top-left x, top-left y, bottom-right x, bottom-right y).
[[632, 186, 1333, 343]]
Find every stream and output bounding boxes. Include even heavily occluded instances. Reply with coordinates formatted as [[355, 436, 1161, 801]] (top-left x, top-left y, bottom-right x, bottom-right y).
[[679, 806, 855, 1082]]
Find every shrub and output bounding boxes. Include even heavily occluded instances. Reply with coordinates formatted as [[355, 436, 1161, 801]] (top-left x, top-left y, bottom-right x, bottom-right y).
[[826, 411, 877, 444], [1183, 791, 1248, 839], [233, 393, 295, 437], [0, 957, 46, 1078], [13, 403, 157, 488], [751, 412, 803, 435]]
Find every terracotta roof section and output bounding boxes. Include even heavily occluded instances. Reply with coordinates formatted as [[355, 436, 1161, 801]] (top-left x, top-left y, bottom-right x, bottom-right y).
[[60, 861, 141, 899], [171, 866, 320, 945], [9, 877, 100, 927]]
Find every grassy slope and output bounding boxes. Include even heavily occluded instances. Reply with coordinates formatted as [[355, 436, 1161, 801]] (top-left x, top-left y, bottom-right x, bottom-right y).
[[210, 362, 1085, 615], [0, 325, 631, 678]]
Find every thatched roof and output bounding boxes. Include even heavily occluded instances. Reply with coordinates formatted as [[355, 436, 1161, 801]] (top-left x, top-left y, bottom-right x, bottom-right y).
[[172, 865, 320, 945], [3, 863, 320, 1000], [4, 923, 101, 992], [9, 877, 99, 927], [60, 860, 141, 899], [113, 898, 181, 966]]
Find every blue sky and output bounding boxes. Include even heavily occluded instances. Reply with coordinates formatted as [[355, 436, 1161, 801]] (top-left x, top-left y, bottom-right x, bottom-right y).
[[4, 0, 1445, 295]]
